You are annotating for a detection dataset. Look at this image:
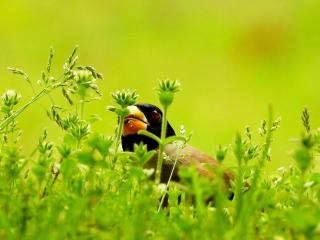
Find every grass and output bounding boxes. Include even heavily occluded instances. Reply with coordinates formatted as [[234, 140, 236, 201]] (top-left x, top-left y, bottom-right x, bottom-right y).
[[0, 47, 319, 239]]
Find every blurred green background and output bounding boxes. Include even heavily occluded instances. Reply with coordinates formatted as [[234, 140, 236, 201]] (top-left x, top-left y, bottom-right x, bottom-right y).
[[1, 0, 320, 170]]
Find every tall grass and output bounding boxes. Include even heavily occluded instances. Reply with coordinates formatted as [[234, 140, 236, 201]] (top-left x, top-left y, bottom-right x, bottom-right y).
[[0, 47, 319, 239]]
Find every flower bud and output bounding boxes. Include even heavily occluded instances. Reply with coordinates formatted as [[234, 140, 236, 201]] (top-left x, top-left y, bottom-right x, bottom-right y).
[[75, 69, 94, 82], [74, 69, 95, 98], [111, 89, 138, 108], [2, 90, 21, 107], [157, 80, 180, 108], [159, 91, 174, 107], [216, 145, 228, 163], [294, 148, 311, 172]]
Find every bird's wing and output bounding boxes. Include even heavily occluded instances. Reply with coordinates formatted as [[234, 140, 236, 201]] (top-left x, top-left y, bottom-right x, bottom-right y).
[[143, 142, 234, 184], [164, 143, 219, 179]]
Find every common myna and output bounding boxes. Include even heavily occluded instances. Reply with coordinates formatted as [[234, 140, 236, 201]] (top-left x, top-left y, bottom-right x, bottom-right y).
[[121, 103, 234, 187]]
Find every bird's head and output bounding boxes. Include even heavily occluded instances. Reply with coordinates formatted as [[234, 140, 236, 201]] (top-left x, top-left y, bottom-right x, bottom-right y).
[[121, 103, 175, 151]]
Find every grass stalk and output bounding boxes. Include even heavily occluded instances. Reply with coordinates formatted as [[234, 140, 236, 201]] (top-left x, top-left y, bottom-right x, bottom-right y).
[[0, 88, 48, 131], [114, 114, 125, 156], [155, 106, 168, 184], [158, 156, 178, 212]]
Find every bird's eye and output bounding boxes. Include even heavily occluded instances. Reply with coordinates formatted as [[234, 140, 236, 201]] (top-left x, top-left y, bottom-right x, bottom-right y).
[[151, 110, 161, 121]]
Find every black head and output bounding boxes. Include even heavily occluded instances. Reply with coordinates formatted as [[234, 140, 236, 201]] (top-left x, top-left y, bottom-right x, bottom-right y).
[[121, 103, 175, 151]]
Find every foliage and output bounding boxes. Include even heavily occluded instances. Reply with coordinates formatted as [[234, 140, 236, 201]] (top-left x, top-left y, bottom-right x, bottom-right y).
[[0, 48, 319, 240]]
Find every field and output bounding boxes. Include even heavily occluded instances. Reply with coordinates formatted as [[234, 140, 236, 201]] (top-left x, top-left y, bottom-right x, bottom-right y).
[[0, 48, 319, 239], [1, 1, 320, 239], [2, 1, 320, 171]]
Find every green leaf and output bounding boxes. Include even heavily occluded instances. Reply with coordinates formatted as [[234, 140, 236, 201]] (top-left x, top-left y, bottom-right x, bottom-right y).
[[87, 134, 113, 158], [63, 133, 77, 146], [61, 157, 77, 179], [77, 151, 95, 166], [294, 148, 311, 171]]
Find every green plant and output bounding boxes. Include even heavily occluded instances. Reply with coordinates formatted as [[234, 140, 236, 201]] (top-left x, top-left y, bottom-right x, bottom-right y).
[[139, 79, 185, 185], [0, 48, 319, 240], [108, 89, 138, 156]]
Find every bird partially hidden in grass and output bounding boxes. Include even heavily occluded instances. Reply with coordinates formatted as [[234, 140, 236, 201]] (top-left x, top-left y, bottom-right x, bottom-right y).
[[121, 103, 235, 200]]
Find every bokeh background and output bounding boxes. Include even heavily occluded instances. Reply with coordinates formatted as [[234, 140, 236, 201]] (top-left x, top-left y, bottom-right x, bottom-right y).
[[1, 0, 320, 171]]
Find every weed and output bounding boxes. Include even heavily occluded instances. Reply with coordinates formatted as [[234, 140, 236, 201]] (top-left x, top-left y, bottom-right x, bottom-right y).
[[0, 48, 319, 239]]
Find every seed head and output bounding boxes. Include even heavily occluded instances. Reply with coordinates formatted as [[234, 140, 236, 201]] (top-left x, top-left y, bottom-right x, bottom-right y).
[[301, 108, 310, 133], [157, 79, 180, 107], [111, 89, 138, 108], [74, 69, 95, 97], [75, 69, 94, 82], [2, 90, 21, 107], [158, 79, 180, 93], [216, 145, 228, 163]]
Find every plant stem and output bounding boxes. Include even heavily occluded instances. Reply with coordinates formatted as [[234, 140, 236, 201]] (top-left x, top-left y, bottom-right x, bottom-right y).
[[42, 158, 64, 198], [235, 164, 244, 221], [249, 106, 273, 194], [299, 170, 306, 203], [158, 157, 178, 212], [80, 98, 85, 120], [155, 106, 168, 184], [214, 168, 228, 238], [235, 106, 274, 238], [114, 114, 125, 156], [0, 88, 48, 131]]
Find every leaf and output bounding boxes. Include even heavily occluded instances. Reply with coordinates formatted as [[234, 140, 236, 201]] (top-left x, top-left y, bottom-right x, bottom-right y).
[[61, 157, 78, 179], [294, 148, 311, 171], [87, 134, 113, 158], [63, 133, 77, 147], [7, 67, 31, 84], [77, 151, 95, 166]]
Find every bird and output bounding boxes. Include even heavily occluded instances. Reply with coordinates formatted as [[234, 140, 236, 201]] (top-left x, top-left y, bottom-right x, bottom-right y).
[[121, 103, 234, 189]]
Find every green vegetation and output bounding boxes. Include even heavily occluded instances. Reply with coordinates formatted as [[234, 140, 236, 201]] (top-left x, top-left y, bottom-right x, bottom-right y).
[[4, 1, 320, 171], [0, 48, 319, 239]]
